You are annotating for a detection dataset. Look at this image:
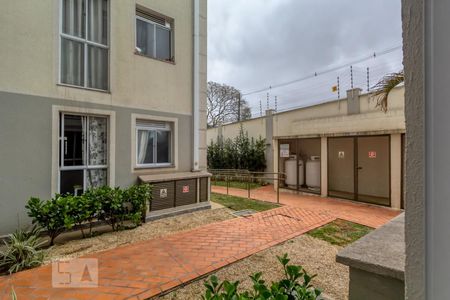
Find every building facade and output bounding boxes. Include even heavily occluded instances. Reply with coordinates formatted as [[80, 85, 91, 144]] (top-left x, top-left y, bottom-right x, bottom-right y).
[[207, 87, 405, 209], [0, 0, 208, 236]]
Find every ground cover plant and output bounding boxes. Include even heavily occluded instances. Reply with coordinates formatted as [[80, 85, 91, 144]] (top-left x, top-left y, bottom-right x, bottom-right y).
[[203, 253, 321, 300], [26, 184, 152, 245], [0, 226, 46, 274], [307, 219, 372, 247]]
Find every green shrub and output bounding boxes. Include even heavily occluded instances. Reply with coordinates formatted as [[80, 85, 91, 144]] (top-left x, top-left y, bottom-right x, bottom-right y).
[[26, 184, 152, 243], [208, 125, 266, 172], [203, 254, 321, 300], [0, 226, 46, 274], [26, 196, 73, 245]]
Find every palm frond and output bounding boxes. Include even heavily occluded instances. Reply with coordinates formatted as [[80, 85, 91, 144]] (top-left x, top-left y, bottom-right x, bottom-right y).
[[371, 70, 404, 112]]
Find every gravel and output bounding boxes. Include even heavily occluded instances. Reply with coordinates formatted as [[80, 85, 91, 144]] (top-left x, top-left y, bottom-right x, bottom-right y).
[[158, 235, 348, 300], [45, 207, 234, 263]]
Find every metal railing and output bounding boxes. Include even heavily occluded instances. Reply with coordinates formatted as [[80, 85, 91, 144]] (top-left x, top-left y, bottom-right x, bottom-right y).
[[208, 169, 286, 204]]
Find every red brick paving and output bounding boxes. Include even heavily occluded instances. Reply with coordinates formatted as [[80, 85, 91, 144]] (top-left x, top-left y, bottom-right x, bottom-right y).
[[212, 185, 401, 228], [0, 206, 334, 300]]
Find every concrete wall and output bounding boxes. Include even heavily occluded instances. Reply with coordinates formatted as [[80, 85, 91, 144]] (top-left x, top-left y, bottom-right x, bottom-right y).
[[207, 117, 266, 144], [348, 268, 404, 300], [207, 87, 405, 143], [0, 91, 194, 235], [402, 0, 425, 298], [0, 0, 204, 117], [0, 0, 208, 234]]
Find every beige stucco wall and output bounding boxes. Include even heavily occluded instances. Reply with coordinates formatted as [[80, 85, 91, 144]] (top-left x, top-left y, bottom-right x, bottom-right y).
[[0, 0, 199, 117], [273, 87, 405, 138], [207, 87, 405, 142], [207, 117, 266, 144]]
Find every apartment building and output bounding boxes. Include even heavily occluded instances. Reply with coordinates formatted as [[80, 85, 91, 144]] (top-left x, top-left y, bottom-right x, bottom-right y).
[[0, 0, 208, 236]]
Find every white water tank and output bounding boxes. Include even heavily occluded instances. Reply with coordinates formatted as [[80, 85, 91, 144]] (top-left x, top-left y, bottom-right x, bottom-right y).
[[285, 158, 304, 188], [306, 157, 320, 188]]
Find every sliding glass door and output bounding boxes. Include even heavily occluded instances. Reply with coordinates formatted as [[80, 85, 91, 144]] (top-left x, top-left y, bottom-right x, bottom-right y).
[[59, 113, 108, 195]]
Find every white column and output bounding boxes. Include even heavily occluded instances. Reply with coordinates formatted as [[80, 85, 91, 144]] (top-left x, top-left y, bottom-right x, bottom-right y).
[[321, 137, 328, 197], [390, 133, 402, 209]]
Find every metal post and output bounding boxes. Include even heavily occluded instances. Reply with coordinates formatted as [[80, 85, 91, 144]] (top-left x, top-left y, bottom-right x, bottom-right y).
[[237, 92, 241, 122], [226, 175, 229, 195], [367, 67, 370, 92], [277, 174, 280, 204], [350, 65, 354, 89], [247, 174, 251, 199]]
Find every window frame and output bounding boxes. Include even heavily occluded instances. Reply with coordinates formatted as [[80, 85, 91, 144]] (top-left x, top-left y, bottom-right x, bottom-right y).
[[58, 112, 109, 194], [135, 14, 173, 62], [58, 0, 111, 92], [135, 122, 173, 169]]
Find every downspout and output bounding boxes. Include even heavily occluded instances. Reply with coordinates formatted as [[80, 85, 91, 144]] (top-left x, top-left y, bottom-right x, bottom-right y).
[[192, 0, 200, 171]]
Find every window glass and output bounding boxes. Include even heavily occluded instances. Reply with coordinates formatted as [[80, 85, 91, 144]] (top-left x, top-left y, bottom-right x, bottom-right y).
[[87, 0, 108, 45], [61, 0, 109, 90], [87, 45, 108, 90], [155, 26, 171, 60], [62, 0, 85, 38], [137, 130, 155, 164], [61, 38, 85, 86], [63, 115, 84, 166], [157, 130, 170, 163], [60, 170, 84, 195], [136, 19, 154, 57]]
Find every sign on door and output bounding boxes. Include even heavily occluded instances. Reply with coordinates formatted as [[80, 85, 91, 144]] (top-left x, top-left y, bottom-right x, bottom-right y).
[[368, 151, 377, 158]]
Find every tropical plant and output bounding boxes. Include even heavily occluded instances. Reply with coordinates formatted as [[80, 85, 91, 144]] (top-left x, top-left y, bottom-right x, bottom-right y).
[[202, 254, 321, 300], [371, 70, 404, 112], [0, 226, 46, 274]]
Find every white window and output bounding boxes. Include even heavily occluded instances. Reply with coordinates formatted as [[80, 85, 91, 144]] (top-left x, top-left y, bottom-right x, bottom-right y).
[[135, 8, 173, 62], [60, 0, 109, 91], [136, 121, 172, 168], [59, 113, 108, 195]]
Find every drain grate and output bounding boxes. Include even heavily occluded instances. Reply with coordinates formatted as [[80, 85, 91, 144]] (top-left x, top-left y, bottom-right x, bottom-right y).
[[232, 209, 257, 217]]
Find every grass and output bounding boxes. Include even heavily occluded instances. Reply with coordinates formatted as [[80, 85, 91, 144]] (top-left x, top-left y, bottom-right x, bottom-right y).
[[211, 180, 263, 190], [307, 219, 373, 247], [211, 193, 279, 212]]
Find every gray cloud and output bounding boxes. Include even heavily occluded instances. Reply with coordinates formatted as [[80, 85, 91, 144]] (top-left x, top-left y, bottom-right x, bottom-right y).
[[207, 0, 402, 114]]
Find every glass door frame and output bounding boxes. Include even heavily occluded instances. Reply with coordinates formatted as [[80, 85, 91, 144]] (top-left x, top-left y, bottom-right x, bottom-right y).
[[58, 112, 109, 194]]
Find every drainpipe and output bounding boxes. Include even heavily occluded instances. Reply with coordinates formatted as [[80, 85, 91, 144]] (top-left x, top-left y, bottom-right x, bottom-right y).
[[192, 0, 200, 171]]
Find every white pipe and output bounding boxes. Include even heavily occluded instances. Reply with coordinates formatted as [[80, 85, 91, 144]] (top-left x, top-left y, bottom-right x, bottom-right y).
[[192, 0, 200, 171]]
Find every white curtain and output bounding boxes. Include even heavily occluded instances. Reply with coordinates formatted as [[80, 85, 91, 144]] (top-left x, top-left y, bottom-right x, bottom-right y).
[[138, 130, 149, 164]]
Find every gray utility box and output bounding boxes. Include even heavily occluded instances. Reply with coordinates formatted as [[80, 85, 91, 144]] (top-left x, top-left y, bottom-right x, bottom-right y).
[[139, 171, 211, 214]]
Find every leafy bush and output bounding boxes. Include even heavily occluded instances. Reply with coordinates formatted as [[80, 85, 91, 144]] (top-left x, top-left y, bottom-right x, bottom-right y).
[[208, 125, 266, 172], [26, 184, 152, 244], [26, 196, 73, 245], [0, 226, 46, 274], [203, 254, 321, 300]]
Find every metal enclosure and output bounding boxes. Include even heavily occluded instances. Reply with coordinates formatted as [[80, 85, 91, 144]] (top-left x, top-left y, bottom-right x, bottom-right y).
[[199, 177, 208, 202], [175, 179, 197, 206], [328, 135, 390, 206], [151, 181, 176, 211]]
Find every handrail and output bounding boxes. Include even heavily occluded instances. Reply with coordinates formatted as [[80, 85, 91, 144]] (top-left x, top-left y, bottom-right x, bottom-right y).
[[208, 169, 285, 203]]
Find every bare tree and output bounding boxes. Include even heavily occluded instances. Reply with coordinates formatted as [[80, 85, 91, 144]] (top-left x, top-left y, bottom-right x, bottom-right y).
[[207, 81, 252, 127]]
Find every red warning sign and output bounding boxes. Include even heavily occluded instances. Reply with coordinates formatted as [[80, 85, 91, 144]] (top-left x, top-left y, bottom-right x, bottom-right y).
[[368, 151, 377, 158], [182, 185, 190, 193]]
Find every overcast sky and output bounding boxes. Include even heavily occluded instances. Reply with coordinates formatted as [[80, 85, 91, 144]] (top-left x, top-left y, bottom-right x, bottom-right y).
[[207, 0, 403, 115]]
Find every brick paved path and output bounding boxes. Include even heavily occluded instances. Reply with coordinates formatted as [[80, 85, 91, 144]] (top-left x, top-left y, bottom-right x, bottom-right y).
[[0, 206, 334, 300], [212, 185, 401, 228]]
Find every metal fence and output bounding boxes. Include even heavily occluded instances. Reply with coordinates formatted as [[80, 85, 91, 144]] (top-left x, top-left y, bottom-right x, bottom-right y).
[[208, 169, 285, 204]]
